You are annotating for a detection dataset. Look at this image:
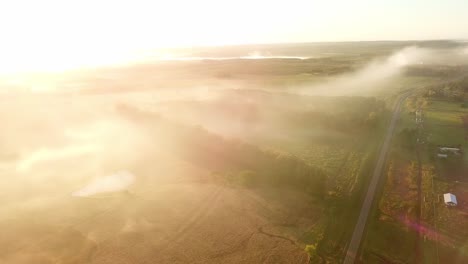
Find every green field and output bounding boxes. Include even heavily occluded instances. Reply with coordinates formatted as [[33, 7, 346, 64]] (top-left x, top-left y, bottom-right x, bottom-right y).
[[425, 100, 468, 153]]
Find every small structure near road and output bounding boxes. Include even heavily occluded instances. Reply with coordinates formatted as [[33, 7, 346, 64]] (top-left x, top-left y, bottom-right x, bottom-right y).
[[439, 147, 461, 154], [443, 193, 458, 206], [436, 146, 463, 159]]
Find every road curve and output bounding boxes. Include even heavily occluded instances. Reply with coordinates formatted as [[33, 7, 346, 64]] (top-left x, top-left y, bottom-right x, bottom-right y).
[[343, 93, 410, 264]]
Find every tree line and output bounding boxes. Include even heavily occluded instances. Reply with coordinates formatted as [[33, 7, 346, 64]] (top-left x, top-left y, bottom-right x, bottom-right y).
[[117, 104, 327, 197]]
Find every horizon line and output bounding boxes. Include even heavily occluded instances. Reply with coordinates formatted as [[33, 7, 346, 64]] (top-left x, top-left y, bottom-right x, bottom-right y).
[[154, 38, 467, 50]]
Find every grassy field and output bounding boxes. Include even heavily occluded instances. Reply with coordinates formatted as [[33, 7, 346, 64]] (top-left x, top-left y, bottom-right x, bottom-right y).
[[425, 100, 468, 154]]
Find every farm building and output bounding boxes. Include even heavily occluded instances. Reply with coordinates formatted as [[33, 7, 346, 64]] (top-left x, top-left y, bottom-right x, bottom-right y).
[[437, 154, 448, 158], [443, 193, 457, 206], [439, 147, 460, 154]]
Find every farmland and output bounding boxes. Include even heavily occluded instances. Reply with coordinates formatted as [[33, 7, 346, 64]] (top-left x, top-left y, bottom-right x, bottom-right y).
[[1, 41, 468, 263], [361, 76, 468, 263]]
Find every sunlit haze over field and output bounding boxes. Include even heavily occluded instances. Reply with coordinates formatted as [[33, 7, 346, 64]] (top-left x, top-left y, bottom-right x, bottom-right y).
[[1, 0, 468, 73], [1, 1, 468, 264]]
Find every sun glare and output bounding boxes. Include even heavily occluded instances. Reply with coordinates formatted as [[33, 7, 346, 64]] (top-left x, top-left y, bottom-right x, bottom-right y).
[[0, 0, 285, 74]]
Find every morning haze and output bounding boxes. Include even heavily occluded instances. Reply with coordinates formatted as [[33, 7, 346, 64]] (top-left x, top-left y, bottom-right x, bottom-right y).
[[0, 1, 467, 264]]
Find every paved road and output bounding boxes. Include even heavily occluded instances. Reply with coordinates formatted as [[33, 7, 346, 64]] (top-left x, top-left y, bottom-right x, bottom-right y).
[[343, 93, 409, 264]]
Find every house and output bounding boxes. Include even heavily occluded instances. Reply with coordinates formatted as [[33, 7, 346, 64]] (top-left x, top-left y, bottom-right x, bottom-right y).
[[443, 193, 457, 206], [437, 154, 448, 158], [439, 147, 460, 154]]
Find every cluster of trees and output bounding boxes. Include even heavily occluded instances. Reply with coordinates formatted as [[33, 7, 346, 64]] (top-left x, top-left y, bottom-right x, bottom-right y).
[[424, 77, 468, 102], [116, 95, 385, 198], [405, 65, 467, 78], [286, 97, 386, 133], [117, 104, 327, 197], [177, 126, 327, 196], [205, 58, 355, 78], [405, 96, 428, 112], [288, 110, 382, 133], [163, 98, 387, 196]]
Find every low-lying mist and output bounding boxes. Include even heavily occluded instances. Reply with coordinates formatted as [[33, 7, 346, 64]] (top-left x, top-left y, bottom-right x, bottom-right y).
[[0, 42, 467, 214], [299, 45, 468, 96], [72, 171, 135, 197], [1, 41, 468, 263], [0, 99, 155, 212]]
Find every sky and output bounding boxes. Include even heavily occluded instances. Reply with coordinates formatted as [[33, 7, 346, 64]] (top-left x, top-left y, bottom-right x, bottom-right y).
[[0, 0, 467, 72]]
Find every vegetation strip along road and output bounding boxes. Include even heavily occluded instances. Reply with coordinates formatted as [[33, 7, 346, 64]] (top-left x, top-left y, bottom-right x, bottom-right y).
[[343, 92, 411, 264]]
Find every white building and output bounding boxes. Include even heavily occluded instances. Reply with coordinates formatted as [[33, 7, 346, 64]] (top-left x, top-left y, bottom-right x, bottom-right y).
[[443, 193, 457, 206], [439, 147, 460, 153]]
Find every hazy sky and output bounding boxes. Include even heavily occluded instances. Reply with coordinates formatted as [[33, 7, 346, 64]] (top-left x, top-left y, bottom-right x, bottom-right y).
[[0, 0, 467, 71]]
